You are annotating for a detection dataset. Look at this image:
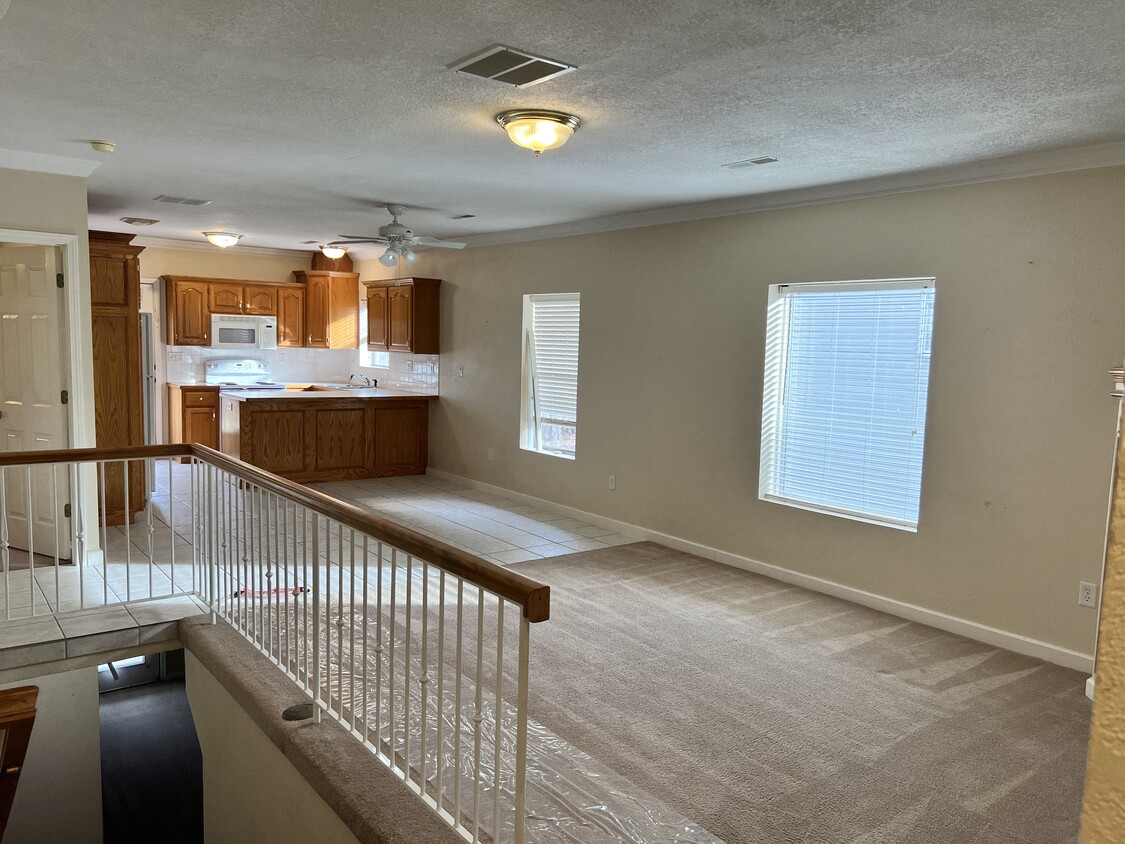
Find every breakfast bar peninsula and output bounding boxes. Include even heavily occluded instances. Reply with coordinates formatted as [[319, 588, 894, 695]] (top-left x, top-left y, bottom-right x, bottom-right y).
[[219, 386, 437, 482]]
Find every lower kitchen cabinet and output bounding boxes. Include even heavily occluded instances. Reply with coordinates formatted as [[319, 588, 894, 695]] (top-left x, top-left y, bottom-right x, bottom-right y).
[[220, 395, 433, 481], [168, 385, 220, 460]]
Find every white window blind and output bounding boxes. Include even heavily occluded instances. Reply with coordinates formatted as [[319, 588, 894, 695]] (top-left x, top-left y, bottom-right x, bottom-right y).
[[760, 279, 935, 530], [522, 293, 580, 457]]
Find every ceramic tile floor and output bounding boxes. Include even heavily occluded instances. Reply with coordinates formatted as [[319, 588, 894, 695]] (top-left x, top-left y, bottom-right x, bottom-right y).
[[309, 474, 637, 565]]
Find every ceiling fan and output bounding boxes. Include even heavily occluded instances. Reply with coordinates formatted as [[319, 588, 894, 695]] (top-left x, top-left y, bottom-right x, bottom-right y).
[[330, 204, 466, 267]]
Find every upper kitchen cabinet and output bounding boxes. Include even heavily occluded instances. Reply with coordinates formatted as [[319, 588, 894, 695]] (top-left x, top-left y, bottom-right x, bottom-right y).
[[244, 285, 279, 315], [164, 277, 211, 345], [277, 285, 305, 347], [364, 278, 441, 354], [295, 270, 359, 349], [208, 282, 244, 314], [208, 281, 278, 316]]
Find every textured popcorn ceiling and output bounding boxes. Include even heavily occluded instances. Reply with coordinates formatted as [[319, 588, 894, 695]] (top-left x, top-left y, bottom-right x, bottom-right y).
[[1, 0, 1123, 250]]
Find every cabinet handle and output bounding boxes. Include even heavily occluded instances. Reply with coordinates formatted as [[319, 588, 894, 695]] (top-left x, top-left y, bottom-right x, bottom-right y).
[[212, 411, 216, 420]]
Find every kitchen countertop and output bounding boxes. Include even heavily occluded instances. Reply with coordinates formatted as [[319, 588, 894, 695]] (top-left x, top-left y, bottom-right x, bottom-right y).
[[220, 386, 438, 401]]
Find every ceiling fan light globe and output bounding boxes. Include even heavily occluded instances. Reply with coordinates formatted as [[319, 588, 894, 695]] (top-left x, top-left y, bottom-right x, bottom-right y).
[[401, 247, 418, 264], [378, 250, 398, 267]]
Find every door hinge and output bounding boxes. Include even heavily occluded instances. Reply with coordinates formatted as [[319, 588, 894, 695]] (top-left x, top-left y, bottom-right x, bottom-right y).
[[64, 503, 71, 519], [56, 273, 64, 289], [61, 390, 68, 405]]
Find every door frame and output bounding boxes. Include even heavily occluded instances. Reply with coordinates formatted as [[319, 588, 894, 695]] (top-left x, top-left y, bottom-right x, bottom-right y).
[[0, 228, 88, 449]]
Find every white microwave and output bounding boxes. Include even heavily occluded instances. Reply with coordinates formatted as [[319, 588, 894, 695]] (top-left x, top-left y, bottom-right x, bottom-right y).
[[211, 314, 278, 350]]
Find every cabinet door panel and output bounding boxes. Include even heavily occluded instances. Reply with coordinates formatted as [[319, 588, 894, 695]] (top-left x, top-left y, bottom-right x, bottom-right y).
[[277, 287, 305, 347], [90, 257, 130, 307], [367, 286, 389, 350], [244, 285, 278, 315], [171, 281, 209, 345], [313, 408, 368, 470], [246, 410, 308, 474], [209, 283, 244, 314], [388, 286, 413, 352], [374, 405, 426, 473], [184, 406, 219, 449], [305, 277, 329, 348]]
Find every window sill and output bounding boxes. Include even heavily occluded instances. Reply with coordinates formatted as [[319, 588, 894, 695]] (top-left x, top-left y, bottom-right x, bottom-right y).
[[759, 494, 918, 533], [520, 445, 575, 461]]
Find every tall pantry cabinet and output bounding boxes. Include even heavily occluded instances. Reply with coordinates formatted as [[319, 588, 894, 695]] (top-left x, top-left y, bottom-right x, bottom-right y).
[[88, 231, 146, 525]]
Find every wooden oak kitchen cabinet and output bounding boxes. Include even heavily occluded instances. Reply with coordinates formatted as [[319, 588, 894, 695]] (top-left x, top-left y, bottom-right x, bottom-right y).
[[168, 385, 220, 460], [364, 278, 441, 354], [294, 270, 359, 349], [219, 390, 436, 482], [164, 273, 362, 349], [89, 230, 147, 525]]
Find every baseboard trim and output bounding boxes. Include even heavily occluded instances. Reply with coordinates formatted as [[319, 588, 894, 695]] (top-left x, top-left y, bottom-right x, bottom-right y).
[[427, 468, 1095, 674]]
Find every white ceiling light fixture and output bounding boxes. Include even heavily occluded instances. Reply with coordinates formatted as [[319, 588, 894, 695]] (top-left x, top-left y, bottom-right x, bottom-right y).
[[496, 110, 581, 157], [320, 244, 347, 260], [203, 231, 242, 248], [89, 139, 116, 153]]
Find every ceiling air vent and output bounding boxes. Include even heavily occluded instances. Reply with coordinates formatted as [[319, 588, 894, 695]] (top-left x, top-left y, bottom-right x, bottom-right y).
[[449, 45, 576, 88], [451, 214, 476, 220], [153, 194, 212, 205], [722, 156, 779, 170]]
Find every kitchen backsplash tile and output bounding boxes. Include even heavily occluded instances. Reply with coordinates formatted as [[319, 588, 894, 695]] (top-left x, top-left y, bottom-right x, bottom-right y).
[[166, 347, 352, 384], [382, 354, 439, 393], [166, 346, 438, 394]]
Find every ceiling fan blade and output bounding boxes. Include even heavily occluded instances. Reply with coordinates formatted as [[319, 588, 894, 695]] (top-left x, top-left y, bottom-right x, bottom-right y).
[[329, 237, 388, 245], [410, 236, 467, 250]]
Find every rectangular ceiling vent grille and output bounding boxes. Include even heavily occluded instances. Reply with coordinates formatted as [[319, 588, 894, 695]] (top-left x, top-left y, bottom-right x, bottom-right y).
[[153, 194, 212, 205], [723, 156, 779, 170], [449, 45, 575, 88]]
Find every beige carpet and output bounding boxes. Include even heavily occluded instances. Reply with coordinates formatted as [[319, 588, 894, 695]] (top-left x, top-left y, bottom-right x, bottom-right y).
[[511, 542, 1090, 844]]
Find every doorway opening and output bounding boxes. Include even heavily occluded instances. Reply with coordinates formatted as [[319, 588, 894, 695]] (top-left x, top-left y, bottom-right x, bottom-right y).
[[98, 649, 203, 843]]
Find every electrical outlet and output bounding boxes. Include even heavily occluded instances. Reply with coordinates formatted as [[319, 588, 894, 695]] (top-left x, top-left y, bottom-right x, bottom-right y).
[[1079, 581, 1098, 608], [406, 360, 413, 372], [168, 351, 183, 362], [608, 475, 616, 491], [488, 448, 493, 461], [458, 365, 464, 377]]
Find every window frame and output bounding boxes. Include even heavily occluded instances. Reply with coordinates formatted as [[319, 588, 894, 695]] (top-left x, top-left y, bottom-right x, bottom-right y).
[[520, 292, 580, 460], [759, 277, 936, 532]]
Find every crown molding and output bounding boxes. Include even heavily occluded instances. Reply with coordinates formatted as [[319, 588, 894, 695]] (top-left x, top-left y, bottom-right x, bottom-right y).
[[130, 235, 312, 260], [0, 147, 101, 178], [463, 140, 1125, 248]]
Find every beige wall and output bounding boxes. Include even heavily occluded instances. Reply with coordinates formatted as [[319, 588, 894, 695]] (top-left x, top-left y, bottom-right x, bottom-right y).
[[361, 166, 1125, 659], [1082, 395, 1125, 841], [1, 668, 102, 844], [138, 245, 311, 282], [185, 654, 360, 844], [0, 167, 95, 448]]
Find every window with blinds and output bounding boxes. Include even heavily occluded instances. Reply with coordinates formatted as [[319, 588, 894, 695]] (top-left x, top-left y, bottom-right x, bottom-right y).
[[759, 278, 935, 530], [521, 293, 580, 458]]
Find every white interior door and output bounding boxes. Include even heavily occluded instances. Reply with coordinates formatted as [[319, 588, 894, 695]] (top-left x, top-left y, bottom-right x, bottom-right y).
[[0, 245, 71, 559]]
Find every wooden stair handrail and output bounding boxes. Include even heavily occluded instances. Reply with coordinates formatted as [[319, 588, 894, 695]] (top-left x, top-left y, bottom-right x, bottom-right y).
[[0, 444, 550, 622]]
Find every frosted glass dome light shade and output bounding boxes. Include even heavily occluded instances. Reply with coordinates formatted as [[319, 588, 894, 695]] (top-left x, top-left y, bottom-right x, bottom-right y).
[[203, 232, 242, 248], [496, 110, 581, 156]]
